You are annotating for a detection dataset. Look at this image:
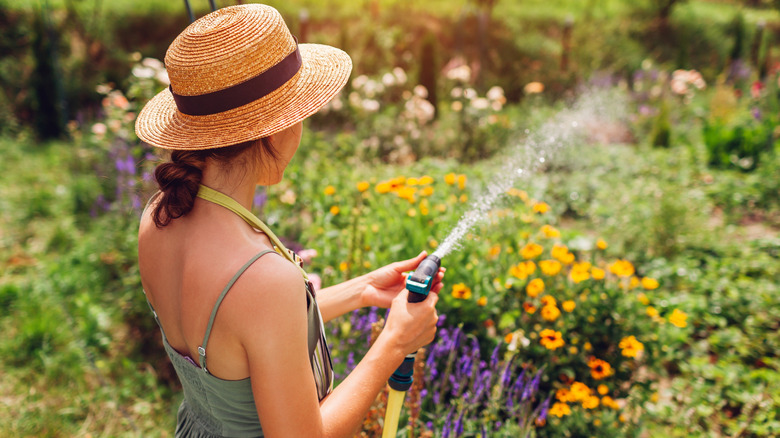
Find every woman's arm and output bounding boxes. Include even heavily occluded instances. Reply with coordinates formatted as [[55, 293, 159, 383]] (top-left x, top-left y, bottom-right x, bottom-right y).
[[317, 251, 445, 322], [229, 255, 439, 438]]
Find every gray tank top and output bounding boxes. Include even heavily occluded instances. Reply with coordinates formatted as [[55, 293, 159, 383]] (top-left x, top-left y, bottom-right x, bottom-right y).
[[144, 186, 333, 437]]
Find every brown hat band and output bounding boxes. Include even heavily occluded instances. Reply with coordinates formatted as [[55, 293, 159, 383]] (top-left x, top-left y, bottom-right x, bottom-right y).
[[170, 41, 302, 116]]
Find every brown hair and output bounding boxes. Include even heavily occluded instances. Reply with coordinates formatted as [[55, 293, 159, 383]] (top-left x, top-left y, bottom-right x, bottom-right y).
[[152, 137, 277, 227]]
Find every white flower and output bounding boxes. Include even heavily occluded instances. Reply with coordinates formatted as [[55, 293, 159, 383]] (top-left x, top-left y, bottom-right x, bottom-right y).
[[392, 67, 407, 85], [446, 64, 471, 82], [413, 85, 428, 99], [280, 189, 296, 205], [361, 99, 380, 112], [382, 72, 395, 87], [486, 86, 505, 102], [91, 123, 107, 136], [352, 75, 369, 89], [451, 87, 463, 98], [471, 97, 489, 110], [131, 65, 155, 79]]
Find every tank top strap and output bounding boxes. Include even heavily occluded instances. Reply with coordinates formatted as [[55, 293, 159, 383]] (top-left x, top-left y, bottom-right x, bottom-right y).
[[196, 184, 309, 282], [198, 249, 278, 374]]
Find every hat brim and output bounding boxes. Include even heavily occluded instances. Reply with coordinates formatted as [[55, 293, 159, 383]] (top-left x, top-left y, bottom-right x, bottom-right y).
[[135, 44, 352, 150]]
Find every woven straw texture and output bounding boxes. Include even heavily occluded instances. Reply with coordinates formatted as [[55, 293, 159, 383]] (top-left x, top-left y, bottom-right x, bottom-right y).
[[135, 4, 352, 150]]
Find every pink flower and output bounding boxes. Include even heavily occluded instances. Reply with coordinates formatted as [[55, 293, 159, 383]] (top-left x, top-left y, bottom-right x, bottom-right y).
[[308, 273, 322, 292], [298, 248, 318, 265]]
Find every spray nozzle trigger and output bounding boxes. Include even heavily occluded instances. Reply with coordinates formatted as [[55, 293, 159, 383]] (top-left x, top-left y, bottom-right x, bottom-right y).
[[405, 255, 441, 303]]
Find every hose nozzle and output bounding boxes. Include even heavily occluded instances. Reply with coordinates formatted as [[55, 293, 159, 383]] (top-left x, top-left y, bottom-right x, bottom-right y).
[[405, 254, 441, 303]]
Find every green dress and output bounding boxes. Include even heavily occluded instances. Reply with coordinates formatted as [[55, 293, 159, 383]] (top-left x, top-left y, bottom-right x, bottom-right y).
[[145, 185, 333, 437]]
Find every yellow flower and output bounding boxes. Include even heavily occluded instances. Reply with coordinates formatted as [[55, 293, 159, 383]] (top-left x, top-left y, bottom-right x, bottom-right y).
[[533, 202, 550, 214], [457, 174, 467, 190], [591, 267, 605, 280], [549, 402, 571, 417], [588, 357, 613, 380], [330, 205, 340, 215], [407, 208, 417, 217], [444, 173, 456, 185], [541, 304, 561, 321], [357, 181, 370, 192], [537, 260, 560, 276], [541, 224, 560, 238], [459, 194, 468, 203], [609, 259, 635, 278], [452, 283, 472, 300], [596, 238, 608, 250], [602, 396, 620, 409], [597, 384, 609, 395], [570, 262, 591, 284], [582, 395, 600, 409], [551, 244, 571, 263], [429, 239, 438, 249], [396, 186, 417, 203], [646, 306, 659, 318], [523, 302, 537, 314], [504, 332, 513, 343], [629, 276, 640, 289], [521, 242, 544, 259], [540, 295, 556, 307], [569, 346, 578, 354], [562, 300, 576, 312], [526, 278, 545, 298], [642, 277, 659, 290], [619, 335, 645, 358], [569, 382, 591, 401], [420, 186, 434, 197], [339, 262, 348, 271], [669, 309, 688, 328], [375, 181, 392, 194], [583, 342, 592, 351], [406, 177, 419, 186], [324, 185, 336, 196], [488, 244, 501, 258], [477, 296, 487, 307], [419, 175, 434, 185], [539, 329, 565, 350]]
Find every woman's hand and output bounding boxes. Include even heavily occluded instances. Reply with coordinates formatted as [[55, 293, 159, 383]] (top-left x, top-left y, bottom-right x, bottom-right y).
[[361, 251, 446, 309]]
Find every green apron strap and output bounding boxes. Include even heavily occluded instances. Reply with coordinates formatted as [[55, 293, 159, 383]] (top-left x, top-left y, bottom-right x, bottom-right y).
[[196, 184, 308, 281]]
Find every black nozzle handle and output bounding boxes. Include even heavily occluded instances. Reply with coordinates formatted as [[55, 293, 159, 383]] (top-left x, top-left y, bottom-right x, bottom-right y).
[[409, 255, 441, 286]]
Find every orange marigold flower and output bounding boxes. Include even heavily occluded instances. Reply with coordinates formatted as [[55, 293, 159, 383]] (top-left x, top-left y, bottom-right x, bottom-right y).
[[526, 278, 545, 298], [642, 277, 659, 290], [619, 335, 645, 358], [521, 242, 543, 259], [539, 259, 562, 276], [570, 262, 591, 284], [452, 283, 472, 300], [444, 173, 456, 185], [562, 300, 576, 312], [591, 267, 606, 280], [540, 295, 556, 307], [488, 244, 501, 258], [357, 181, 370, 192], [504, 332, 513, 343], [324, 185, 336, 195], [541, 224, 560, 238], [339, 262, 348, 271], [477, 296, 487, 307], [669, 309, 688, 328], [588, 357, 613, 380], [597, 384, 609, 395], [330, 205, 340, 215], [419, 175, 434, 185], [556, 388, 572, 402], [406, 177, 419, 186], [420, 186, 434, 197], [523, 302, 537, 314], [533, 202, 550, 214], [596, 238, 608, 250], [549, 402, 571, 417], [541, 304, 561, 322], [539, 329, 565, 350]]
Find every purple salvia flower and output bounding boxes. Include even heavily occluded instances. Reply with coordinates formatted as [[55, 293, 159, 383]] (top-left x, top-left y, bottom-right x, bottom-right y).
[[437, 314, 447, 326], [124, 155, 135, 175], [490, 344, 500, 369], [454, 410, 464, 437], [538, 396, 551, 422]]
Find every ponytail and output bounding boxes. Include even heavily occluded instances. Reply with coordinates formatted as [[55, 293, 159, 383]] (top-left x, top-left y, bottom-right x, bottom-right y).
[[150, 137, 277, 228]]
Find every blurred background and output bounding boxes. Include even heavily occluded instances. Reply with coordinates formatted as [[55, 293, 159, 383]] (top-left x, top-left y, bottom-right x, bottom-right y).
[[1, 0, 778, 437]]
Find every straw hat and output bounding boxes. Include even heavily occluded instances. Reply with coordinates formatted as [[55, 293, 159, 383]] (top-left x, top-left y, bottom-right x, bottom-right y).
[[135, 4, 352, 150]]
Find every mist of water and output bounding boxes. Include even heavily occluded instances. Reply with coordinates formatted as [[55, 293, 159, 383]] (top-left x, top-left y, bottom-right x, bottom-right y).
[[432, 88, 626, 259]]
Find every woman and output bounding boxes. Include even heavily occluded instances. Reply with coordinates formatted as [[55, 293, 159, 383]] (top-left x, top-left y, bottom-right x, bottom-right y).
[[135, 4, 443, 437]]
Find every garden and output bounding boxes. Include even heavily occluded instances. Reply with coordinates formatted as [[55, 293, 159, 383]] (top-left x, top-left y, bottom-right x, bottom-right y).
[[0, 0, 779, 437]]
